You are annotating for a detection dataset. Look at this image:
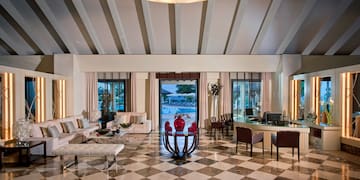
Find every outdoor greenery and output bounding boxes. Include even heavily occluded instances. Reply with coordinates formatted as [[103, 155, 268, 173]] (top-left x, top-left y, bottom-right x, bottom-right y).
[[176, 84, 196, 94]]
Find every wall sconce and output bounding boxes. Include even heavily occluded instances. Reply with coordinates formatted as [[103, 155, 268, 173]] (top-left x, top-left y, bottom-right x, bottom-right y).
[[54, 79, 66, 119], [36, 77, 45, 123], [2, 72, 14, 140]]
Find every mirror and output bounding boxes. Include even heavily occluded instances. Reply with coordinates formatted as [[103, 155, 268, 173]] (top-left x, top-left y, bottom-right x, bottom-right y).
[[0, 73, 3, 139], [25, 77, 36, 121], [351, 73, 360, 138], [319, 77, 332, 123], [298, 80, 305, 120]]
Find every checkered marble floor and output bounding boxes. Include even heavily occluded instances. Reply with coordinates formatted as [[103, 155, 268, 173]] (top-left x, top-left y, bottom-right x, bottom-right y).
[[1, 130, 360, 180]]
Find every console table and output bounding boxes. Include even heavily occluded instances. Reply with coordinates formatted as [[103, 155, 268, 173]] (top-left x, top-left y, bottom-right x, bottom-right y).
[[0, 140, 46, 168]]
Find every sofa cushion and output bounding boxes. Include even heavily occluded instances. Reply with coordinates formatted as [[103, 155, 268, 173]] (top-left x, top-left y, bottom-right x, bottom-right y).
[[77, 118, 90, 129], [40, 127, 49, 137], [119, 115, 129, 124], [136, 115, 146, 124], [47, 126, 60, 138], [64, 121, 76, 133]]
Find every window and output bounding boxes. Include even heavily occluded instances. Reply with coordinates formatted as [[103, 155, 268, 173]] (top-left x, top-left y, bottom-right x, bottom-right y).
[[232, 73, 262, 120], [159, 80, 198, 132], [98, 80, 126, 113]]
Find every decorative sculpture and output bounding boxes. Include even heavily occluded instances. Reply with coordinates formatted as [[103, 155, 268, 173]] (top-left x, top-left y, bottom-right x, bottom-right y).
[[174, 115, 185, 131]]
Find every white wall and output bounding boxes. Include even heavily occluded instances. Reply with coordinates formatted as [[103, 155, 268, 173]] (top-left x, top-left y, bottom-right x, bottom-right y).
[[76, 55, 280, 72], [54, 54, 85, 116], [0, 65, 66, 122]]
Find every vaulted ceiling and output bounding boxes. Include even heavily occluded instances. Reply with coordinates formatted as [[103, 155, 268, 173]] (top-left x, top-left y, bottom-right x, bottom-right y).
[[0, 0, 359, 56]]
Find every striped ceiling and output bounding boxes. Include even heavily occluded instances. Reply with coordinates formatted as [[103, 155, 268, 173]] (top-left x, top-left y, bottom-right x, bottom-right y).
[[0, 0, 359, 56]]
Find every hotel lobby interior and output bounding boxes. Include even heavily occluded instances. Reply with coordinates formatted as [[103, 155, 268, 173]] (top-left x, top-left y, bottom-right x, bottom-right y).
[[0, 0, 360, 179]]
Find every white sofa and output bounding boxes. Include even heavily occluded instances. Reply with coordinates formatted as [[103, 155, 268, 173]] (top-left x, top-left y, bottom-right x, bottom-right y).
[[27, 115, 99, 156], [114, 112, 151, 133]]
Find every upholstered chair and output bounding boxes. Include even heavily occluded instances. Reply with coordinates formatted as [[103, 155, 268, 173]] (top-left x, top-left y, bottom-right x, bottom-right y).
[[271, 131, 300, 161], [235, 127, 264, 157]]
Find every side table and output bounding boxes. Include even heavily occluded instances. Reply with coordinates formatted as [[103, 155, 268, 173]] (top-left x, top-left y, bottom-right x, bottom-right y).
[[0, 140, 46, 168]]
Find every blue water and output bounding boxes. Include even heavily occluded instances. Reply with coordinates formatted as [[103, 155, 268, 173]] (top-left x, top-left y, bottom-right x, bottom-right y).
[[161, 106, 196, 115]]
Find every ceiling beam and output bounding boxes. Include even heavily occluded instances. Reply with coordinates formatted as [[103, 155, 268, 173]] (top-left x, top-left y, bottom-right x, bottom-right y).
[[0, 45, 9, 55], [72, 0, 104, 54], [251, 0, 283, 54], [0, 27, 22, 54], [351, 45, 360, 55], [276, 0, 316, 55], [325, 17, 360, 55], [141, 0, 154, 53], [0, 0, 53, 54], [302, 0, 352, 55], [175, 4, 181, 54], [35, 0, 78, 54], [200, 0, 215, 54], [225, 0, 248, 54], [107, 0, 130, 54]]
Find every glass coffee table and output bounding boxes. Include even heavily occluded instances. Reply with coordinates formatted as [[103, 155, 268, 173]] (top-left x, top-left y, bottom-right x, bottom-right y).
[[0, 140, 46, 168]]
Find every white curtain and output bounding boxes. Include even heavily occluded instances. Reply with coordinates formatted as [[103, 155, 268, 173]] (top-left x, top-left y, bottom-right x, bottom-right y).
[[261, 72, 272, 114], [131, 72, 137, 112], [199, 72, 208, 128], [220, 72, 231, 115], [149, 72, 158, 130], [86, 72, 99, 122]]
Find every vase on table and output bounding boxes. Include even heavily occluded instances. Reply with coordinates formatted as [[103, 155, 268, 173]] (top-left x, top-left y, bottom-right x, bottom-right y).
[[14, 118, 32, 141], [174, 116, 185, 131]]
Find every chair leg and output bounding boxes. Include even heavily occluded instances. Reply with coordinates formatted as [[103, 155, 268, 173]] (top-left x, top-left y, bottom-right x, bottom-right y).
[[292, 147, 294, 157], [236, 141, 238, 153], [262, 141, 264, 155], [298, 147, 300, 162], [276, 147, 279, 161], [246, 144, 248, 151], [250, 144, 253, 157], [270, 144, 272, 157]]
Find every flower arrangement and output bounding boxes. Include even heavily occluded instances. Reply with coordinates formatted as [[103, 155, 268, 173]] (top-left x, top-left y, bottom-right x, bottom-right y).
[[306, 112, 317, 123], [208, 82, 222, 96], [324, 99, 334, 125]]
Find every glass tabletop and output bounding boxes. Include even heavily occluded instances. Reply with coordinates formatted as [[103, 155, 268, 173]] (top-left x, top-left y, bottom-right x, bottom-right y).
[[1, 140, 44, 148]]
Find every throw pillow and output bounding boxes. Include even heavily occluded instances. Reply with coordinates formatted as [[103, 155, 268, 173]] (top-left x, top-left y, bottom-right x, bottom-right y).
[[82, 119, 90, 128], [119, 115, 129, 124], [65, 121, 76, 133], [136, 115, 146, 124], [47, 126, 60, 138], [60, 122, 66, 133], [77, 118, 90, 129], [77, 119, 83, 128], [40, 127, 48, 137]]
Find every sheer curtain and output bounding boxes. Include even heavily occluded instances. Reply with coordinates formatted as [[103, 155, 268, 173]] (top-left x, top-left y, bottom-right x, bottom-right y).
[[149, 72, 158, 130], [199, 72, 208, 128], [261, 72, 272, 114], [220, 72, 231, 115], [131, 72, 137, 112], [86, 72, 99, 122]]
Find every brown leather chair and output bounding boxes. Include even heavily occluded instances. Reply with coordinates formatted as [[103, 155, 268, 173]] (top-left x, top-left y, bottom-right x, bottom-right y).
[[271, 131, 300, 161], [236, 127, 264, 157]]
